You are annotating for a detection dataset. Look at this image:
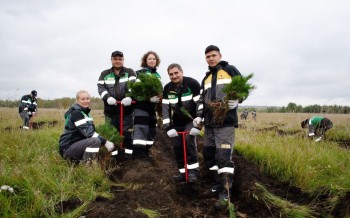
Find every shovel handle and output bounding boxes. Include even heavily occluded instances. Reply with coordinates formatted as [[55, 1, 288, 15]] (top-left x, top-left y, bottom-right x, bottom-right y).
[[177, 131, 190, 182]]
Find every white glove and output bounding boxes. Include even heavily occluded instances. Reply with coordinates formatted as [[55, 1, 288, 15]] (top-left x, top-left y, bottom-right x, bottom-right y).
[[315, 137, 322, 142], [308, 133, 315, 137], [189, 128, 201, 136], [193, 117, 202, 128], [104, 141, 115, 152], [121, 97, 132, 106], [107, 97, 117, 105], [166, 129, 178, 138], [228, 100, 239, 110], [28, 111, 32, 115], [150, 96, 160, 103]]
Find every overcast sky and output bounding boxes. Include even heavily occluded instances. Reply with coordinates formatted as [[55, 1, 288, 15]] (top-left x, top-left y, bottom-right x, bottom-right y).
[[1, 0, 349, 106]]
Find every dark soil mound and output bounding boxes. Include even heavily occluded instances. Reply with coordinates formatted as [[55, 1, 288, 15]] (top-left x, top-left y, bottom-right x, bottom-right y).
[[80, 129, 332, 217]]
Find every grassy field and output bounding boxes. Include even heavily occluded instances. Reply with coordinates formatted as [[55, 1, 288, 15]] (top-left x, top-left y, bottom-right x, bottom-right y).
[[1, 107, 349, 217]]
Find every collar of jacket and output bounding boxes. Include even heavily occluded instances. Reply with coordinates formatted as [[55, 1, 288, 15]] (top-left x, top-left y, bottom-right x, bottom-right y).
[[110, 67, 126, 77], [64, 103, 91, 118], [207, 61, 229, 75], [145, 67, 157, 73]]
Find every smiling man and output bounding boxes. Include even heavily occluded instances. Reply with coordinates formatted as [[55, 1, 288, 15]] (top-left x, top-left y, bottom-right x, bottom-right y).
[[97, 51, 136, 160], [194, 45, 243, 210], [162, 63, 201, 183]]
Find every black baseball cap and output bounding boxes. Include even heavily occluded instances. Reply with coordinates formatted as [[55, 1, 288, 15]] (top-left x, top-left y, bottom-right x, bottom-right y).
[[205, 45, 220, 54], [111, 51, 124, 57], [31, 90, 37, 97]]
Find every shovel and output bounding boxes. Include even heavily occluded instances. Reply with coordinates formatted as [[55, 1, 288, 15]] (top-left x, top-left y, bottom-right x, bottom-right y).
[[177, 131, 190, 183]]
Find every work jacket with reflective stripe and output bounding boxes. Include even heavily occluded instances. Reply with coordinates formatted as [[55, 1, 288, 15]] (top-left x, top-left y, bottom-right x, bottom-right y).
[[196, 61, 242, 128], [97, 67, 136, 116], [58, 103, 106, 156], [18, 94, 37, 113], [162, 76, 200, 131]]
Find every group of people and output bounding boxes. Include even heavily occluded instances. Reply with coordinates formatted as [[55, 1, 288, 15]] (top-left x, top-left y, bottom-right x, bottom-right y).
[[17, 44, 335, 210], [55, 45, 242, 210]]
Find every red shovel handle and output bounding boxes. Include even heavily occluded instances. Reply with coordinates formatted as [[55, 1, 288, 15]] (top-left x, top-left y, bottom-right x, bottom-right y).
[[116, 100, 136, 148], [177, 131, 190, 182]]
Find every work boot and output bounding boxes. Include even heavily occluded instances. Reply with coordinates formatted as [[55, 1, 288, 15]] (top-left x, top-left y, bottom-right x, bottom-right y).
[[202, 188, 219, 198], [172, 173, 185, 183], [188, 173, 198, 183]]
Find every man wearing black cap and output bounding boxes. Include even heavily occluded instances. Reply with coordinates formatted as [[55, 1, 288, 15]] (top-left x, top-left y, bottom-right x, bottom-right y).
[[193, 45, 243, 210], [97, 51, 136, 160], [18, 90, 38, 130]]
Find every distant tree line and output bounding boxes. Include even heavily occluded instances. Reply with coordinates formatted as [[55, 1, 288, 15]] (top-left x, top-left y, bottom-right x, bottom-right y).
[[265, 102, 350, 114], [1, 99, 349, 114], [0, 97, 104, 110]]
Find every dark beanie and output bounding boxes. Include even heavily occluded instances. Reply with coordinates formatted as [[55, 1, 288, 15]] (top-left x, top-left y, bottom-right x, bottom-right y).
[[205, 45, 220, 54]]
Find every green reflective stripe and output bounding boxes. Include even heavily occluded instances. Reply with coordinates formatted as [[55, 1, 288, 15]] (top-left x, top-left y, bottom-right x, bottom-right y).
[[104, 73, 115, 83], [64, 115, 71, 127]]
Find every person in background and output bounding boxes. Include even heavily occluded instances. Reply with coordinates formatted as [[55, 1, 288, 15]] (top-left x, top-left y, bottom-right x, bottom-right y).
[[301, 116, 333, 141], [251, 110, 257, 120], [241, 108, 248, 120], [132, 51, 162, 160], [162, 63, 201, 183], [59, 90, 115, 164], [18, 90, 38, 130], [193, 45, 243, 210], [97, 51, 136, 159]]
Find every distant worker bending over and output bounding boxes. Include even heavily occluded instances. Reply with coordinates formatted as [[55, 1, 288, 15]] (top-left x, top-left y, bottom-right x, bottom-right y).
[[301, 116, 333, 141]]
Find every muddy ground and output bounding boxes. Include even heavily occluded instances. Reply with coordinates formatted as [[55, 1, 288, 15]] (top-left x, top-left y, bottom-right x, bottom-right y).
[[75, 128, 348, 217]]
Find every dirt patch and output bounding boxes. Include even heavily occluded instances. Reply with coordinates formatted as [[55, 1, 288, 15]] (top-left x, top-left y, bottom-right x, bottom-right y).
[[4, 120, 59, 131], [78, 129, 345, 217]]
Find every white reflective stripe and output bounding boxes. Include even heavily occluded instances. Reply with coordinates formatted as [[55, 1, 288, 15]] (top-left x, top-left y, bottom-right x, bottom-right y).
[[187, 162, 199, 169], [217, 78, 231, 85], [133, 139, 147, 145], [198, 104, 203, 110], [87, 117, 93, 121], [125, 149, 133, 154], [162, 99, 170, 104], [218, 167, 234, 174], [200, 89, 203, 94], [204, 83, 211, 90], [85, 147, 100, 153], [97, 80, 105, 84], [75, 118, 87, 126], [193, 95, 200, 102], [179, 168, 185, 173], [111, 150, 118, 156], [105, 80, 115, 84], [22, 100, 31, 103], [146, 141, 154, 145], [136, 79, 141, 82], [92, 132, 99, 138], [163, 118, 170, 124], [23, 126, 29, 129], [169, 98, 178, 104], [129, 76, 136, 81], [181, 94, 193, 102], [33, 102, 37, 105], [209, 165, 219, 171], [100, 91, 108, 98], [119, 78, 128, 83]]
